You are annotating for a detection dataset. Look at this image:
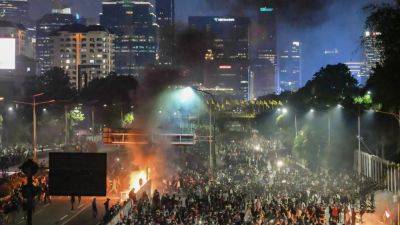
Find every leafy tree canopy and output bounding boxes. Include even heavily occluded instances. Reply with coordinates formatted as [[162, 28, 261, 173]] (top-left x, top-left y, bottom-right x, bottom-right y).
[[24, 67, 76, 101], [365, 4, 400, 111], [79, 74, 138, 105], [289, 64, 359, 110]]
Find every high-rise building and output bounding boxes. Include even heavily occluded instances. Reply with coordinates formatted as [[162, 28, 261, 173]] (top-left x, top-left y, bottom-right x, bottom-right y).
[[0, 0, 29, 26], [36, 6, 76, 75], [100, 0, 157, 78], [363, 31, 382, 80], [345, 61, 367, 85], [156, 0, 174, 65], [0, 20, 26, 55], [0, 20, 35, 77], [278, 41, 302, 92], [251, 1, 277, 97], [189, 16, 250, 100], [51, 24, 114, 89]]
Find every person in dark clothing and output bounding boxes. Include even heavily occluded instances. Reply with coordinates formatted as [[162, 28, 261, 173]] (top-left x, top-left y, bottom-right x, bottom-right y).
[[92, 198, 97, 218], [70, 195, 75, 210], [104, 198, 110, 213]]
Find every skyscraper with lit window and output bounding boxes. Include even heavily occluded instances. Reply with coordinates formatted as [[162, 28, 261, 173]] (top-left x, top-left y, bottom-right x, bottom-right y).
[[0, 0, 29, 26], [363, 31, 382, 81], [345, 61, 367, 86], [36, 5, 77, 75], [278, 41, 302, 92], [251, 1, 277, 97], [156, 0, 174, 65], [100, 0, 157, 78], [51, 24, 114, 89], [188, 16, 250, 100]]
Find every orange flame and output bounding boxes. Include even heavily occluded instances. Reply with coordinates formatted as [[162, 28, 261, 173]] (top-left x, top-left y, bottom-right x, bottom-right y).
[[129, 170, 148, 193]]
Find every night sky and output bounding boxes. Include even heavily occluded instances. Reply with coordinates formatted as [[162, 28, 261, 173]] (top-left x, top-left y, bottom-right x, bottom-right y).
[[28, 0, 392, 82]]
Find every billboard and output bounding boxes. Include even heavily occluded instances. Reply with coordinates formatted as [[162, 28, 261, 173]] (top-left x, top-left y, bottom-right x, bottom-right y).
[[0, 38, 15, 70], [49, 153, 107, 196]]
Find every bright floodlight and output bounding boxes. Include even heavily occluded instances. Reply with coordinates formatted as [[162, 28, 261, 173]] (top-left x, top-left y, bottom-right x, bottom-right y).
[[282, 108, 288, 114], [180, 87, 196, 103], [277, 160, 284, 168], [337, 104, 343, 108], [43, 108, 47, 112], [367, 91, 371, 95], [8, 106, 13, 111], [310, 108, 315, 113]]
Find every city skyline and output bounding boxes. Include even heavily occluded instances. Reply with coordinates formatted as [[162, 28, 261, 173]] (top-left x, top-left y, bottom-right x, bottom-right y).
[[25, 0, 390, 84]]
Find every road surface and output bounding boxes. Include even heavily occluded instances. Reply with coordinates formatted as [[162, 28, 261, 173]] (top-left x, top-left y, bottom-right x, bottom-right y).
[[8, 196, 118, 225]]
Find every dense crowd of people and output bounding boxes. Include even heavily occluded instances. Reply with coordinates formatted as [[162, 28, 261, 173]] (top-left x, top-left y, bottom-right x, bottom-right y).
[[105, 134, 380, 225], [0, 172, 50, 224], [0, 145, 32, 173], [0, 133, 382, 225], [0, 144, 57, 173]]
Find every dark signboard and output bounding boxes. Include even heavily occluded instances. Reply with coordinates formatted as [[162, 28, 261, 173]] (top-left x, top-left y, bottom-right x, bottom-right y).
[[49, 153, 107, 196]]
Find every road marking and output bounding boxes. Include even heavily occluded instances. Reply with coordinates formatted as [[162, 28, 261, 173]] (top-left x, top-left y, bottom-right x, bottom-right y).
[[32, 203, 51, 215], [60, 214, 68, 220], [60, 204, 89, 225]]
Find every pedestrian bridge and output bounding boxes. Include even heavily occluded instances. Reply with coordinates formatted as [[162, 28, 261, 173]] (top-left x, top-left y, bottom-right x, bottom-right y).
[[102, 128, 196, 146]]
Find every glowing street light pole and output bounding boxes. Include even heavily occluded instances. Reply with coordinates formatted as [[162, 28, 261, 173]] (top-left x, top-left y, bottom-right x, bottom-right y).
[[194, 88, 216, 175], [357, 114, 361, 175], [15, 93, 55, 161]]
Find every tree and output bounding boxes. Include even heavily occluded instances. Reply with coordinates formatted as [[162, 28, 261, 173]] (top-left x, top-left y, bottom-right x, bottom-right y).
[[24, 67, 76, 101], [365, 4, 400, 112], [289, 64, 359, 110], [364, 4, 400, 159], [79, 74, 138, 105]]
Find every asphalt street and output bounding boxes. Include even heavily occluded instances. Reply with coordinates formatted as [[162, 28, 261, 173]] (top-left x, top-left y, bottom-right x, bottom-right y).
[[8, 196, 117, 225]]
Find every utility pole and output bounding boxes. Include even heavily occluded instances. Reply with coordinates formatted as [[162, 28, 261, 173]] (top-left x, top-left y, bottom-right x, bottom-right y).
[[358, 115, 361, 175], [91, 106, 95, 138], [15, 93, 55, 161], [328, 114, 331, 146], [192, 88, 216, 177], [294, 113, 298, 138]]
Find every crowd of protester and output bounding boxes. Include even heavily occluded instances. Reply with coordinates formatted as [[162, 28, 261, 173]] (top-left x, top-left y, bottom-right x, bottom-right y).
[[0, 145, 32, 173], [0, 144, 58, 174], [0, 172, 50, 224], [104, 134, 380, 225]]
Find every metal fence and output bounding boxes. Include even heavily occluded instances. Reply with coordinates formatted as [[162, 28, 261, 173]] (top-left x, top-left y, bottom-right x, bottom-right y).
[[355, 150, 400, 194]]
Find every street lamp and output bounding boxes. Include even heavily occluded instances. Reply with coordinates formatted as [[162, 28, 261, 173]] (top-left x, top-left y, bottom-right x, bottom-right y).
[[180, 87, 216, 175], [281, 108, 288, 114], [15, 93, 55, 161]]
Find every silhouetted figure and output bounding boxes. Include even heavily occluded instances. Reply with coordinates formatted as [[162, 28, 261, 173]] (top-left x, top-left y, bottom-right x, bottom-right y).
[[92, 198, 97, 218], [104, 198, 110, 213], [70, 195, 75, 210]]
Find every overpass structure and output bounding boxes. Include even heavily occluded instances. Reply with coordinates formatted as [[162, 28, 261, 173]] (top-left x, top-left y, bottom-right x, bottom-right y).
[[102, 128, 197, 146]]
